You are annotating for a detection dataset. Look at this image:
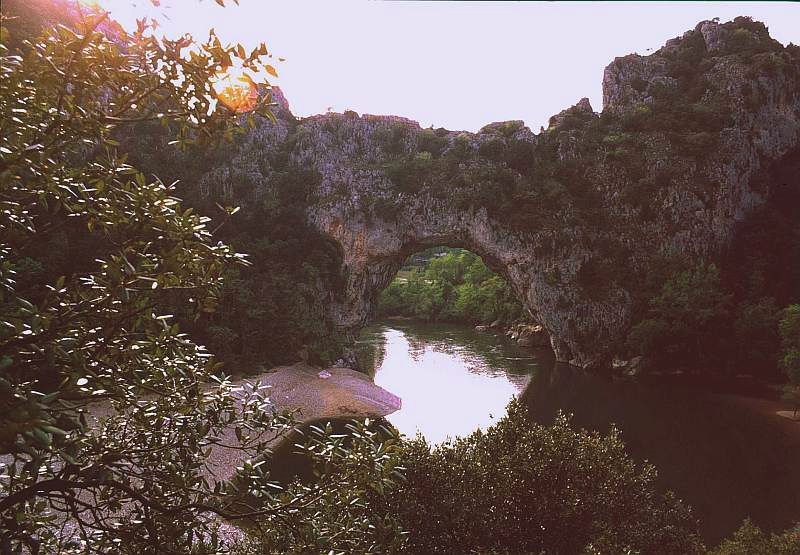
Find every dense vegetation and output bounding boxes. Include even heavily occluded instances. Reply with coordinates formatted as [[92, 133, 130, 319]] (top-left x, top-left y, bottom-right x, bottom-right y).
[[0, 2, 362, 552], [624, 168, 800, 381], [779, 304, 800, 414], [379, 248, 527, 325], [181, 170, 346, 370], [711, 519, 800, 555], [389, 401, 703, 554]]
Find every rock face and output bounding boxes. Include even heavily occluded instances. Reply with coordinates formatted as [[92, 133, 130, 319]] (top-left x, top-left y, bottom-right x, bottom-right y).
[[193, 19, 800, 369]]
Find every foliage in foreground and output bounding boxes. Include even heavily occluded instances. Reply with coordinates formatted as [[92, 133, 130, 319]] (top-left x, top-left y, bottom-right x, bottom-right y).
[[231, 419, 407, 554], [240, 404, 800, 555], [0, 3, 315, 553]]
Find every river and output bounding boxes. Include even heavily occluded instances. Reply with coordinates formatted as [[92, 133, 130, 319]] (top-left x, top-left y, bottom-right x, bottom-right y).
[[355, 320, 800, 545]]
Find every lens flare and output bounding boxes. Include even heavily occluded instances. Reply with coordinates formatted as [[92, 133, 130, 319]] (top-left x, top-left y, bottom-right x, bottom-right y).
[[212, 67, 258, 114]]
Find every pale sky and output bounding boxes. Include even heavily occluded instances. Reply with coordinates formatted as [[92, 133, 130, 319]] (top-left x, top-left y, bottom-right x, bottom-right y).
[[97, 1, 800, 132]]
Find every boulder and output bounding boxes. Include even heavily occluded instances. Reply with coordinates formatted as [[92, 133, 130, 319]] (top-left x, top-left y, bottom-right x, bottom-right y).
[[517, 336, 535, 347], [516, 324, 550, 347], [610, 355, 645, 376], [612, 357, 629, 370], [626, 356, 645, 377]]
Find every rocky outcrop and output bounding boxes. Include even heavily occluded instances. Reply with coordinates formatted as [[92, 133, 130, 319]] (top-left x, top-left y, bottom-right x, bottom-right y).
[[612, 355, 645, 377], [516, 325, 551, 348], [192, 18, 800, 369], [602, 55, 674, 114]]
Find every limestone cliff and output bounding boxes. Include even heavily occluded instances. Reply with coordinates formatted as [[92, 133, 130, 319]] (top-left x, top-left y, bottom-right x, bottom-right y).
[[192, 18, 800, 369]]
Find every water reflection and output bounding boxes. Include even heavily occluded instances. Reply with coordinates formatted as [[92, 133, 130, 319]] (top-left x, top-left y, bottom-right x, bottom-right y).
[[356, 320, 800, 544], [522, 363, 800, 544], [356, 322, 536, 444]]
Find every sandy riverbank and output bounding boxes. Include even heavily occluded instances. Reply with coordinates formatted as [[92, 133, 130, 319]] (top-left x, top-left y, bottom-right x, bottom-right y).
[[253, 362, 401, 420], [63, 362, 401, 483], [204, 363, 402, 542], [723, 393, 800, 439], [205, 363, 401, 481]]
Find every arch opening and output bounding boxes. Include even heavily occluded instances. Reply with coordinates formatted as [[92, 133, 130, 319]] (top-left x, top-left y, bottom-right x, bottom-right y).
[[373, 246, 530, 328]]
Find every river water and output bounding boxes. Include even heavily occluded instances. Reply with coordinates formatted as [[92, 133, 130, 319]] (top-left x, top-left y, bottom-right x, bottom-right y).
[[355, 320, 800, 544]]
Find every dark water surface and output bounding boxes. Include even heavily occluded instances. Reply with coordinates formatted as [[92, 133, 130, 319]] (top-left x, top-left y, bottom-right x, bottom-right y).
[[355, 320, 800, 544]]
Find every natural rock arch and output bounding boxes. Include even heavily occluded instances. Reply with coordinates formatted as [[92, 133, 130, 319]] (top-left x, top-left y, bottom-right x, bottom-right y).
[[192, 19, 799, 368], [309, 195, 623, 366]]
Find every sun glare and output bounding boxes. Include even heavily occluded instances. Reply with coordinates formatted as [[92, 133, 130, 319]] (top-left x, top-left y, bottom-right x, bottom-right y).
[[212, 67, 259, 114]]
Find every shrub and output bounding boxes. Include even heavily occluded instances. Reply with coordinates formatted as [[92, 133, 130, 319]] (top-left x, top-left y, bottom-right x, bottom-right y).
[[577, 256, 620, 300], [504, 138, 536, 173], [733, 297, 781, 377], [448, 133, 473, 159], [679, 131, 719, 156], [477, 137, 506, 162], [417, 128, 449, 157], [384, 154, 433, 194], [388, 400, 704, 554], [374, 121, 410, 155], [373, 196, 401, 222], [779, 304, 800, 384], [232, 419, 408, 554], [602, 131, 633, 146]]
